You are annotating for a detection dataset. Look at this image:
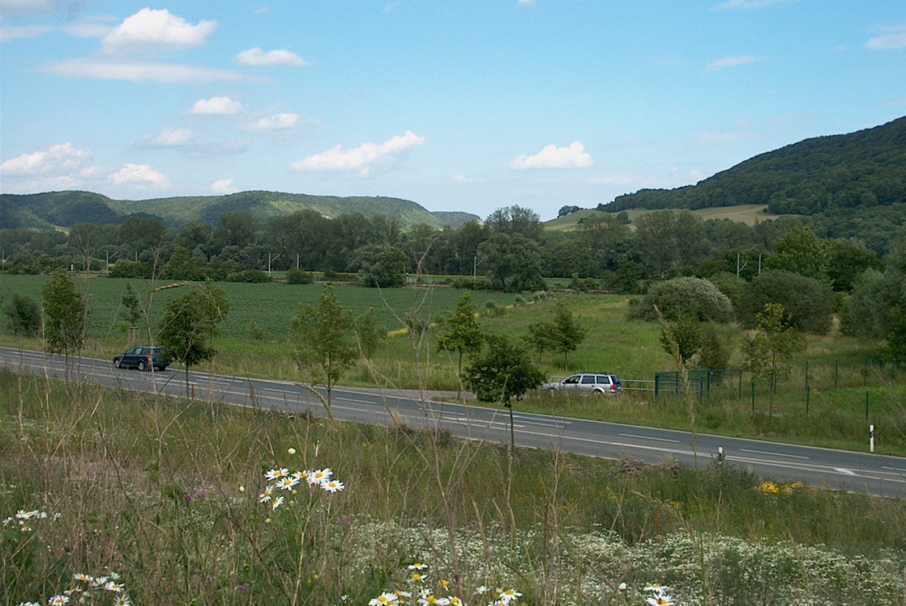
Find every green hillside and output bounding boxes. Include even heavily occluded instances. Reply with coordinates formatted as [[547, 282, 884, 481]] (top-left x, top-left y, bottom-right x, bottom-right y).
[[0, 190, 479, 231], [602, 116, 906, 214]]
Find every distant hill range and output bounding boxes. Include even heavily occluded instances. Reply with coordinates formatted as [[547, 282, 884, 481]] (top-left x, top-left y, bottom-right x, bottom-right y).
[[0, 190, 479, 231], [601, 116, 906, 215]]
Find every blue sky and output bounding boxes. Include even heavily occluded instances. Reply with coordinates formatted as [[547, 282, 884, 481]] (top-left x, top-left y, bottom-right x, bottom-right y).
[[1, 0, 904, 221]]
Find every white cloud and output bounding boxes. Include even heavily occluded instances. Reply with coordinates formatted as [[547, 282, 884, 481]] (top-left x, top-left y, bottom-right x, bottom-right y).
[[211, 178, 237, 194], [705, 55, 766, 72], [866, 25, 906, 50], [140, 127, 194, 147], [0, 24, 54, 43], [453, 173, 484, 183], [234, 47, 308, 67], [292, 131, 426, 177], [64, 21, 113, 38], [0, 0, 58, 17], [41, 59, 253, 84], [510, 141, 593, 170], [247, 113, 299, 131], [1, 142, 91, 175], [102, 8, 216, 53], [191, 96, 242, 115], [108, 163, 171, 188]]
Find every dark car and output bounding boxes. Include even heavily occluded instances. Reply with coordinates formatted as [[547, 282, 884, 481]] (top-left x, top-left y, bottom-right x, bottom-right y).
[[542, 373, 623, 396], [113, 346, 170, 371]]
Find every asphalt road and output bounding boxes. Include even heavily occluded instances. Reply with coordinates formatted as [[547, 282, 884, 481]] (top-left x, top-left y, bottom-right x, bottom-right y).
[[2, 346, 905, 498]]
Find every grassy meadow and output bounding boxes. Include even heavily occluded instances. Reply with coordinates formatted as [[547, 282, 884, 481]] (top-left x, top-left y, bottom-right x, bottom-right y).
[[1, 273, 905, 455], [2, 369, 906, 605]]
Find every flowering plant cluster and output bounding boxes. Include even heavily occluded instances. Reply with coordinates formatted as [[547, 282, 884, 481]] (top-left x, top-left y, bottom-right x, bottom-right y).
[[258, 465, 344, 511], [757, 480, 803, 495], [2, 508, 56, 532], [15, 571, 131, 606], [367, 562, 521, 606]]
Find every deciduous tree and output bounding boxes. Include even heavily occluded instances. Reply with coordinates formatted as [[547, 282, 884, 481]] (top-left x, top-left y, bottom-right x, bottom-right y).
[[437, 292, 484, 398], [42, 269, 87, 366]]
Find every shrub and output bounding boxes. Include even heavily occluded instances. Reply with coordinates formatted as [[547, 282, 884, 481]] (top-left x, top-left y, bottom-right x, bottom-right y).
[[226, 269, 271, 283], [629, 277, 733, 323], [286, 268, 315, 284], [738, 270, 835, 334]]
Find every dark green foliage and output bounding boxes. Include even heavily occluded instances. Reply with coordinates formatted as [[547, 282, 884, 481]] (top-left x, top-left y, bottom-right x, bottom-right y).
[[697, 325, 731, 371], [739, 270, 835, 334], [659, 314, 702, 364], [629, 277, 733, 323], [743, 303, 806, 426], [527, 301, 587, 367], [41, 269, 87, 357], [826, 239, 883, 292], [354, 307, 385, 359], [766, 226, 829, 283], [603, 116, 906, 215], [293, 285, 356, 403], [158, 280, 229, 390], [225, 269, 271, 283], [285, 268, 315, 284], [437, 293, 484, 382], [3, 293, 41, 337], [464, 335, 545, 404], [479, 232, 546, 292], [355, 245, 409, 288]]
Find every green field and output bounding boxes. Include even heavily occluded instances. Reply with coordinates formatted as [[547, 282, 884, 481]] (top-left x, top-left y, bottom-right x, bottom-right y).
[[2, 273, 904, 456]]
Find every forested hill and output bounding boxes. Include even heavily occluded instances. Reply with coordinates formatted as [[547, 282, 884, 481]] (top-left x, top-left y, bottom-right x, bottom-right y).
[[0, 190, 480, 231], [601, 116, 906, 214]]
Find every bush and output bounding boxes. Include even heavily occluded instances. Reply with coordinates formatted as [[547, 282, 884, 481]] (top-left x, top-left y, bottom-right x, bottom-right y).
[[3, 293, 41, 336], [738, 270, 835, 334], [286, 268, 315, 284], [628, 277, 733, 323], [226, 269, 271, 283]]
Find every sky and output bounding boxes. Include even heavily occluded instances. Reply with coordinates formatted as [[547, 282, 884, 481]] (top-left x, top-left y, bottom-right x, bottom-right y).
[[1, 0, 905, 221]]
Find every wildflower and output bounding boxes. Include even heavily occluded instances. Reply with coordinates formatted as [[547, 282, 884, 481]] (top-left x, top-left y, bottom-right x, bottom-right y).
[[48, 596, 70, 606], [417, 590, 449, 605], [409, 571, 427, 584], [306, 468, 332, 485], [239, 485, 245, 493], [16, 602, 42, 606], [448, 597, 463, 605], [368, 592, 398, 605], [73, 573, 93, 583], [618, 582, 627, 591], [498, 588, 521, 603], [104, 581, 125, 592], [113, 596, 132, 606], [272, 496, 285, 510], [408, 562, 428, 570], [259, 485, 274, 503], [475, 586, 490, 595], [287, 447, 296, 455], [265, 468, 290, 481], [278, 475, 300, 491], [322, 479, 344, 493]]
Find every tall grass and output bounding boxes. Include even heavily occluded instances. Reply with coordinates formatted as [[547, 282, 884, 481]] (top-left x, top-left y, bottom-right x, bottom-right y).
[[2, 368, 905, 604]]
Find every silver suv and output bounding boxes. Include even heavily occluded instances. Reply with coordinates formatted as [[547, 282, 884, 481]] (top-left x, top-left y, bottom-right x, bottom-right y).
[[542, 373, 623, 396]]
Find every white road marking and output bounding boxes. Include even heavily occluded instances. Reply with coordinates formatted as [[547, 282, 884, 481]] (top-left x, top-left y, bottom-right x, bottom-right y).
[[834, 467, 856, 476], [618, 433, 680, 443], [741, 448, 809, 460]]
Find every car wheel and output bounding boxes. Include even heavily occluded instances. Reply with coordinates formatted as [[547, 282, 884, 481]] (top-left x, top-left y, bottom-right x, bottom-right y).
[[137, 360, 146, 371]]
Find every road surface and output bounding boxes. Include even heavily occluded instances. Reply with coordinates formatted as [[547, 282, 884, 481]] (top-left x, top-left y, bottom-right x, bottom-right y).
[[2, 346, 905, 498]]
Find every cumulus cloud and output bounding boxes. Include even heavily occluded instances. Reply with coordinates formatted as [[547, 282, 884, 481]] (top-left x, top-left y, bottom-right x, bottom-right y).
[[40, 59, 252, 83], [108, 163, 171, 188], [0, 142, 91, 175], [234, 47, 308, 67], [102, 8, 216, 53], [510, 141, 593, 170], [292, 131, 426, 177], [705, 55, 766, 72], [191, 96, 242, 115], [140, 127, 194, 147], [0, 24, 54, 43], [866, 24, 906, 50], [247, 113, 299, 131], [211, 178, 237, 194]]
